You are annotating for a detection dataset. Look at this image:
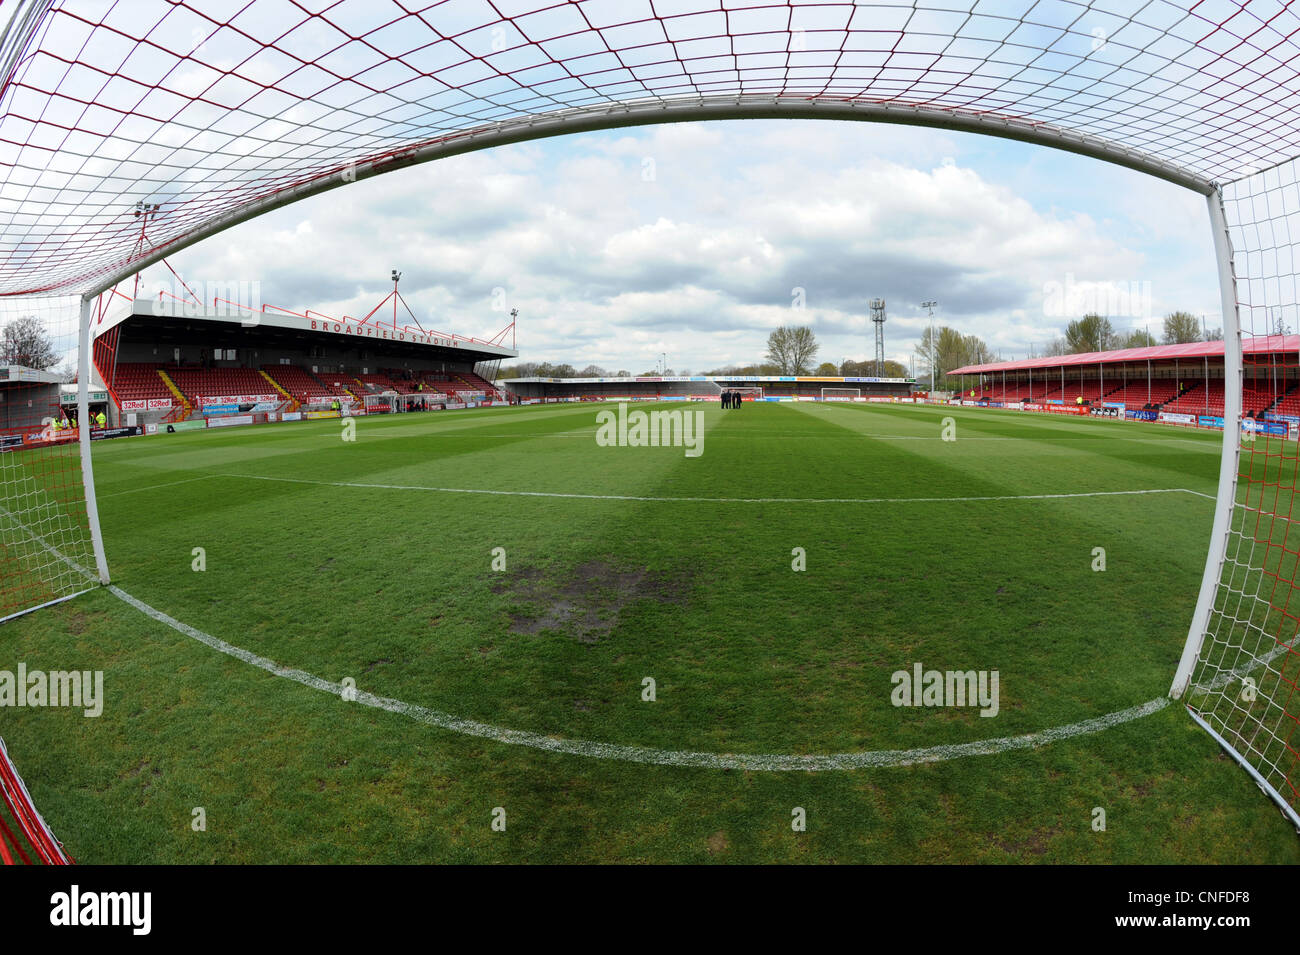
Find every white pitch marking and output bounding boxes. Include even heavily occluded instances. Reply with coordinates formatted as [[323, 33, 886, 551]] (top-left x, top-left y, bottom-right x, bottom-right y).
[[98, 475, 219, 498], [2, 488, 1180, 770], [217, 473, 1215, 505], [106, 582, 1169, 771]]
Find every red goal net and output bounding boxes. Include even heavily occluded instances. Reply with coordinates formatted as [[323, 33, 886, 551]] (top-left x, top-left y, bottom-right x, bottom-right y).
[[0, 738, 72, 865]]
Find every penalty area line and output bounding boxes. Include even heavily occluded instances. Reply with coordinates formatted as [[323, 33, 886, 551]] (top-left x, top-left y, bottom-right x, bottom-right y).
[[106, 581, 1169, 771], [216, 473, 1215, 505]]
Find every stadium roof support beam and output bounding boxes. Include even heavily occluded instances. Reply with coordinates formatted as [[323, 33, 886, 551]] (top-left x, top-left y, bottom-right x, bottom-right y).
[[79, 97, 1215, 300]]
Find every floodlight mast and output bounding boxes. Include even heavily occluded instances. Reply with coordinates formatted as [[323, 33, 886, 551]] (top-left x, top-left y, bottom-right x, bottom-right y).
[[869, 299, 887, 376], [922, 301, 938, 391], [130, 202, 161, 298], [391, 270, 401, 329]]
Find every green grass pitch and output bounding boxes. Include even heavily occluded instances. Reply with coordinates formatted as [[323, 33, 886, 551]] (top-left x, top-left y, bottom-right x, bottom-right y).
[[3, 400, 1298, 863]]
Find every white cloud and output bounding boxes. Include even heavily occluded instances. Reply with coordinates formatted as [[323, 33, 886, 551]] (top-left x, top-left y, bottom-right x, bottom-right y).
[[142, 118, 1220, 370]]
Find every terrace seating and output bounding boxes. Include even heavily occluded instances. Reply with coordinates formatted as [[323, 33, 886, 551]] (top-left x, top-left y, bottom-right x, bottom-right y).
[[455, 371, 500, 396], [110, 362, 173, 402], [357, 373, 401, 393], [1268, 385, 1300, 417], [166, 366, 275, 404], [1103, 382, 1180, 408], [959, 368, 1300, 424], [411, 374, 451, 396], [373, 369, 421, 394], [261, 365, 349, 403]]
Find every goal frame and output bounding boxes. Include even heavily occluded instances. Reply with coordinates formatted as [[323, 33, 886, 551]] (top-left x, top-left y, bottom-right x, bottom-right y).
[[821, 387, 861, 401], [3, 0, 1298, 829], [78, 296, 110, 586]]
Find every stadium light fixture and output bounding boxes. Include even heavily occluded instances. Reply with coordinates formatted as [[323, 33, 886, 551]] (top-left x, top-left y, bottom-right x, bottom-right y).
[[921, 302, 938, 391]]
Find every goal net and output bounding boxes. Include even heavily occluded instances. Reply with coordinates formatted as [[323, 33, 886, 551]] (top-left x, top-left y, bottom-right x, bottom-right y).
[[0, 737, 72, 865], [1170, 160, 1300, 830], [821, 387, 860, 401], [0, 296, 102, 624], [3, 0, 1300, 833]]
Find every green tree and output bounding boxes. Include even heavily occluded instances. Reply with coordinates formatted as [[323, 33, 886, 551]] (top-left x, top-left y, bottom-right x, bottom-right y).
[[1064, 314, 1115, 353], [1162, 311, 1202, 344], [815, 361, 838, 376], [765, 325, 820, 375], [914, 325, 994, 388], [838, 358, 909, 378], [0, 316, 58, 370], [1120, 328, 1157, 348]]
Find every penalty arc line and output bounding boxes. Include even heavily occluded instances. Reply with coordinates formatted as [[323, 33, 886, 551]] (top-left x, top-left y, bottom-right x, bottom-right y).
[[106, 583, 1170, 771]]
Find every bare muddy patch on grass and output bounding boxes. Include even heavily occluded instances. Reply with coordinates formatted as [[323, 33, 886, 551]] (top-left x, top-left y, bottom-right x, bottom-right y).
[[501, 560, 686, 643]]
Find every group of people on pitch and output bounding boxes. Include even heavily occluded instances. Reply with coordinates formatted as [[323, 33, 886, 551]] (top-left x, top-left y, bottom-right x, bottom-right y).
[[51, 409, 107, 431], [721, 390, 745, 409]]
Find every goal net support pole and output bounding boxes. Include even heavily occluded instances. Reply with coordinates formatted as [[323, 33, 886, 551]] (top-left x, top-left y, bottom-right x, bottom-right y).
[[78, 295, 110, 584], [1169, 185, 1300, 832], [1171, 189, 1242, 699]]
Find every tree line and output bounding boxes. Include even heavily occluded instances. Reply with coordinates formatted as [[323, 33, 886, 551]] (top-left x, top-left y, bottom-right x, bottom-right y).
[[494, 311, 1221, 393], [1, 316, 61, 371], [500, 326, 912, 381], [1039, 311, 1221, 356]]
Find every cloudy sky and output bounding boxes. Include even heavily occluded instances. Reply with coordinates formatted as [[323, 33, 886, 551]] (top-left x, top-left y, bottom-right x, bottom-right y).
[[138, 116, 1221, 375]]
